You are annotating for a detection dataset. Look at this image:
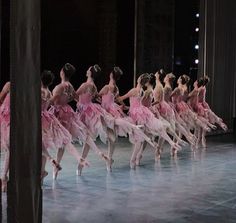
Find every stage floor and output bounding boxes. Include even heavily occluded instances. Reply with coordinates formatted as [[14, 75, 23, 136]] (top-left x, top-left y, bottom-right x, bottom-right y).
[[1, 134, 236, 223]]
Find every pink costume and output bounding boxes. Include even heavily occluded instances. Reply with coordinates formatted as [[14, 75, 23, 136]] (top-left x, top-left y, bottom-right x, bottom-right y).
[[198, 87, 227, 129], [77, 89, 115, 144], [50, 82, 87, 143], [0, 93, 10, 150], [188, 89, 207, 118], [101, 90, 152, 144], [41, 91, 72, 150], [152, 85, 175, 120]]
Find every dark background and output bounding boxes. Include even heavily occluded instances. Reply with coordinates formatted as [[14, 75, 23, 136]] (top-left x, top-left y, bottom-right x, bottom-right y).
[[1, 0, 199, 92]]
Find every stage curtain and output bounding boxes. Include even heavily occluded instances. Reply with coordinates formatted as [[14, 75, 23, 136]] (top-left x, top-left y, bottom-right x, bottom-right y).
[[7, 0, 42, 222], [199, 0, 236, 130]]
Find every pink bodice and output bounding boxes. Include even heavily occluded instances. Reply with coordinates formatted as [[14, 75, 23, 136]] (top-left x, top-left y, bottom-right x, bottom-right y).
[[78, 92, 93, 106], [198, 87, 205, 103], [101, 91, 115, 109]]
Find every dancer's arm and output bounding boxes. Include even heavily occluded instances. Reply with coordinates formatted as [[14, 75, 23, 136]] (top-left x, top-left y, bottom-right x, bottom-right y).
[[0, 82, 10, 105], [117, 88, 136, 102]]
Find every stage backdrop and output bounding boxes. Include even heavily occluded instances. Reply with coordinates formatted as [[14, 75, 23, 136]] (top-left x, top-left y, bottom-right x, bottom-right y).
[[199, 0, 236, 130]]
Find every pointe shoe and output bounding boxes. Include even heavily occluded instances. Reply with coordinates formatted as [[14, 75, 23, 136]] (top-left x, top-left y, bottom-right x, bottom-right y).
[[76, 163, 83, 176], [136, 154, 143, 166], [208, 123, 217, 130], [52, 160, 62, 180], [76, 158, 90, 176], [220, 123, 228, 131], [1, 176, 8, 192], [106, 159, 114, 172], [130, 161, 136, 169], [171, 148, 178, 157]]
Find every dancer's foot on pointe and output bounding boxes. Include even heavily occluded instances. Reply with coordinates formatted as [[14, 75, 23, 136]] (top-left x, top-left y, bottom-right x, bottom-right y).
[[106, 159, 114, 172], [76, 158, 90, 176], [136, 154, 143, 166], [130, 161, 136, 169], [155, 147, 161, 161], [52, 159, 62, 180]]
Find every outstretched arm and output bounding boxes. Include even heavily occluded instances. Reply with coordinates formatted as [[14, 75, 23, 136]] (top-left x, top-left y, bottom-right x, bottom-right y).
[[117, 88, 136, 102]]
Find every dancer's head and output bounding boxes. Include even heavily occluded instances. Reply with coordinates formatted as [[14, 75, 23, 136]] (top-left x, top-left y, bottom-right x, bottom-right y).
[[41, 70, 55, 87], [155, 69, 166, 84], [60, 63, 76, 80], [164, 73, 175, 85], [138, 73, 151, 90], [149, 73, 156, 87], [178, 74, 190, 85], [197, 76, 210, 87], [110, 66, 123, 81], [86, 64, 101, 80]]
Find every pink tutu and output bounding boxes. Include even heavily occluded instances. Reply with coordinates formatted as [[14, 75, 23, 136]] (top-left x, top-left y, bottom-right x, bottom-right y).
[[50, 104, 87, 143], [0, 94, 10, 150], [41, 110, 72, 150], [129, 96, 169, 136], [77, 93, 115, 144], [152, 101, 175, 119], [101, 92, 149, 144]]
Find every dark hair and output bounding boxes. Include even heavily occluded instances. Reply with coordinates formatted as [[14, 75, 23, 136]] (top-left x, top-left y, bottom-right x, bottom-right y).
[[197, 77, 204, 87], [41, 70, 54, 87], [197, 76, 210, 87], [90, 64, 101, 80], [180, 74, 190, 85], [139, 73, 150, 90], [149, 73, 156, 87], [63, 63, 76, 80], [112, 66, 123, 81], [203, 76, 210, 86], [158, 69, 166, 85]]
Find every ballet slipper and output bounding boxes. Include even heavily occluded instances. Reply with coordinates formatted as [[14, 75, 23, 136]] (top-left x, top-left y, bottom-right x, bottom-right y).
[[171, 147, 178, 157], [220, 123, 228, 131], [106, 159, 114, 172], [155, 147, 161, 161], [51, 159, 62, 171], [201, 137, 207, 148], [76, 158, 90, 176], [1, 176, 8, 193], [135, 154, 143, 166], [52, 159, 62, 180], [130, 161, 136, 169]]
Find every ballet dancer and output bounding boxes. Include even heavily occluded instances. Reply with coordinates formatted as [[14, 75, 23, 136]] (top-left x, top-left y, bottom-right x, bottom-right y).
[[117, 74, 182, 169], [99, 67, 155, 171], [49, 63, 99, 178], [151, 71, 196, 155], [0, 82, 10, 192]]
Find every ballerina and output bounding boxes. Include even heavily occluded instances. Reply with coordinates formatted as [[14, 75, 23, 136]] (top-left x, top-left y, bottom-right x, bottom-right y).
[[99, 67, 155, 171], [75, 65, 117, 175], [198, 76, 227, 131], [171, 75, 214, 136], [49, 63, 97, 178], [0, 82, 10, 192], [151, 71, 196, 154], [117, 74, 182, 169]]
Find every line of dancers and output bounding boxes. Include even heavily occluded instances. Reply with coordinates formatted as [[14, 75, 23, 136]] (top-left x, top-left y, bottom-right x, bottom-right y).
[[0, 63, 227, 192]]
